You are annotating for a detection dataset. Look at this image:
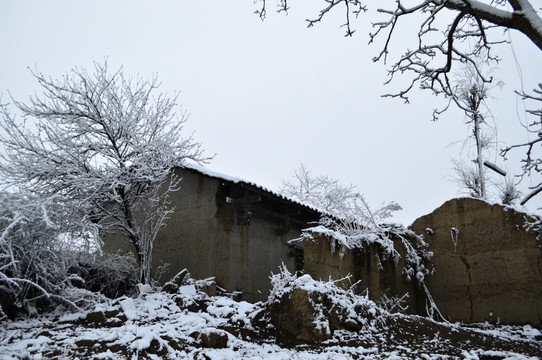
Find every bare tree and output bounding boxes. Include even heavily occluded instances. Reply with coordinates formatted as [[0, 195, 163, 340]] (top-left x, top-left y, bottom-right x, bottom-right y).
[[256, 1, 541, 115], [259, 1, 540, 202], [450, 58, 506, 199], [279, 164, 358, 215], [0, 61, 211, 284], [502, 83, 542, 206], [279, 164, 401, 223]]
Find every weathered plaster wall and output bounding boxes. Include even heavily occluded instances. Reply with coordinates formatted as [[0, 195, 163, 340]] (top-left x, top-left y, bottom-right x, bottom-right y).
[[103, 167, 316, 303], [410, 198, 542, 326], [303, 233, 424, 315]]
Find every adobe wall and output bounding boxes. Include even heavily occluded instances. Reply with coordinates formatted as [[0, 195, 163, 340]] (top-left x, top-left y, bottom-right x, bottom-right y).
[[303, 233, 425, 315], [103, 168, 314, 302], [410, 198, 542, 326]]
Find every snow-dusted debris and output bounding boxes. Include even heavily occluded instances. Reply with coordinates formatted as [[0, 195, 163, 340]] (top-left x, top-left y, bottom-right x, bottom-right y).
[[1, 272, 540, 359], [267, 266, 387, 343]]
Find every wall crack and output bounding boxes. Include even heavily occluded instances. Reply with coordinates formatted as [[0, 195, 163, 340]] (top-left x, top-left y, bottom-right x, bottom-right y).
[[459, 256, 473, 322]]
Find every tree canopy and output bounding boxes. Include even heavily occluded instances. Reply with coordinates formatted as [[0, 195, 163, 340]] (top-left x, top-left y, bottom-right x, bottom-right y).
[[0, 61, 211, 284]]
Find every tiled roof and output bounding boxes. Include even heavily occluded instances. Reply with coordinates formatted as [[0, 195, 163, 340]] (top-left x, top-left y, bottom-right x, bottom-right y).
[[181, 162, 324, 215]]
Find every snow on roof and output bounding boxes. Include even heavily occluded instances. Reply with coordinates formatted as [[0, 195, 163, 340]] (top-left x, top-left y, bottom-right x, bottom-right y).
[[181, 162, 323, 214]]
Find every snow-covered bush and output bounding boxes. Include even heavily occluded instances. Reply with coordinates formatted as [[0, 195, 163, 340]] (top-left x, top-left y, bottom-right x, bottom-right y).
[[377, 293, 410, 314], [69, 253, 138, 299], [280, 166, 443, 320], [279, 164, 359, 215], [497, 178, 521, 205], [0, 192, 102, 319], [280, 164, 402, 224], [280, 164, 403, 260]]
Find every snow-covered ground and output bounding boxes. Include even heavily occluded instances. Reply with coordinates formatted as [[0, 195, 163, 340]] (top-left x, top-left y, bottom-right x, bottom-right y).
[[1, 278, 541, 360]]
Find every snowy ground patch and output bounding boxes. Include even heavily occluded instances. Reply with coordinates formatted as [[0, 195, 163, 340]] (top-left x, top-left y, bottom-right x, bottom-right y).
[[0, 276, 541, 359]]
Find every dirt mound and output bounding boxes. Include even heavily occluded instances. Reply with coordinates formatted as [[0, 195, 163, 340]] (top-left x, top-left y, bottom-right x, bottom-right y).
[[266, 273, 385, 343]]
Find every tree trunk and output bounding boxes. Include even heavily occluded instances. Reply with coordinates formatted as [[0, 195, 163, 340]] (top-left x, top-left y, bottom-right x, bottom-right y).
[[138, 250, 152, 285], [473, 113, 486, 199], [129, 234, 152, 284]]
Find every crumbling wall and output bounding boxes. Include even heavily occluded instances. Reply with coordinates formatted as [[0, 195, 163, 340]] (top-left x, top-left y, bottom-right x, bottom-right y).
[[303, 233, 424, 315], [410, 197, 542, 326]]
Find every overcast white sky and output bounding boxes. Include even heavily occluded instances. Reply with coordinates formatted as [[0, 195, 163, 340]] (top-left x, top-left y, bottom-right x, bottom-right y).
[[1, 1, 541, 224]]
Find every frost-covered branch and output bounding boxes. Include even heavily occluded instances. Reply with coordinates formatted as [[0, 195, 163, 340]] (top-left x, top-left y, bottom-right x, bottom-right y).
[[255, 0, 289, 20], [256, 1, 541, 115], [279, 164, 359, 216], [305, 0, 367, 37], [280, 164, 442, 319], [256, 0, 366, 35], [372, 0, 508, 109], [501, 83, 542, 207]]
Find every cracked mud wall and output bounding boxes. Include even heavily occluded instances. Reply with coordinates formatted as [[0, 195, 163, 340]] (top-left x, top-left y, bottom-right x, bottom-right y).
[[410, 198, 542, 326]]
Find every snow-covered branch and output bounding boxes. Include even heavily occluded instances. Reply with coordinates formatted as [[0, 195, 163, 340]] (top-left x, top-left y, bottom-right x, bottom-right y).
[[501, 83, 542, 207], [256, 1, 541, 114], [278, 164, 358, 216]]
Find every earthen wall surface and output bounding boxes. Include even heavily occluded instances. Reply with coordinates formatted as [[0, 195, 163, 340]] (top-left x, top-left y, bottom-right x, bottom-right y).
[[103, 167, 319, 302], [410, 198, 542, 326]]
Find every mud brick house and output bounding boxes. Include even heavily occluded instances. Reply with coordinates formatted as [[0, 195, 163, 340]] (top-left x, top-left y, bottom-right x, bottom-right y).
[[104, 164, 321, 302], [105, 164, 542, 326]]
